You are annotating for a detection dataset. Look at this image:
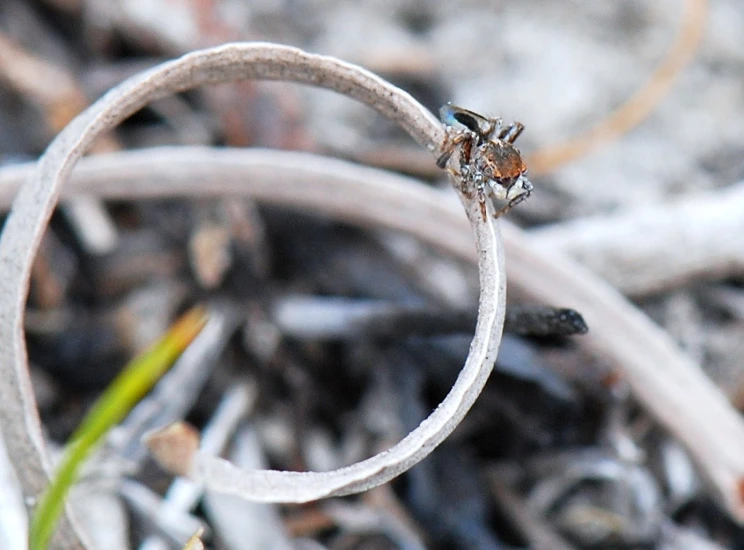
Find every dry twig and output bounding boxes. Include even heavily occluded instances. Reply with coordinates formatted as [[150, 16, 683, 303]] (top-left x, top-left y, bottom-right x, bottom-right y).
[[5, 162, 744, 297], [4, 147, 742, 521], [530, 181, 744, 296], [0, 43, 506, 547]]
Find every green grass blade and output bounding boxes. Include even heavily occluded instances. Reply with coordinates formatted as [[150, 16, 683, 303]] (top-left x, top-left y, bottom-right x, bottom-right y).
[[29, 306, 209, 550]]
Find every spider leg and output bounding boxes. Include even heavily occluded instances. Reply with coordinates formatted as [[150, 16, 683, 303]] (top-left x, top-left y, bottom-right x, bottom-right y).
[[444, 165, 460, 179], [444, 142, 474, 195], [484, 117, 504, 142], [492, 188, 531, 218], [437, 130, 473, 168], [478, 194, 488, 221], [499, 122, 525, 143]]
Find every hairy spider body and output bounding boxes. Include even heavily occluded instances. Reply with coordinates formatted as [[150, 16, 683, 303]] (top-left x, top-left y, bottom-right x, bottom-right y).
[[437, 103, 533, 220]]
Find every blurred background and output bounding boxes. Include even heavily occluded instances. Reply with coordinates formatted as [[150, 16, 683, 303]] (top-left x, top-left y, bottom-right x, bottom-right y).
[[4, 0, 740, 216], [2, 1, 744, 549]]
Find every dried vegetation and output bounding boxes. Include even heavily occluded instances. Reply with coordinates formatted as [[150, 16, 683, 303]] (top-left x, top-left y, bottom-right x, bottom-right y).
[[2, 0, 744, 549]]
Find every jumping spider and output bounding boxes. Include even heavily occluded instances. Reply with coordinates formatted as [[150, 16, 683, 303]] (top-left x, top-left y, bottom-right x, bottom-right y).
[[437, 103, 533, 220]]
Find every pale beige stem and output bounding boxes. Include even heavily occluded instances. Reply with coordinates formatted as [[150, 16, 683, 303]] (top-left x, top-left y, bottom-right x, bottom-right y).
[[0, 43, 504, 548], [1, 147, 740, 520]]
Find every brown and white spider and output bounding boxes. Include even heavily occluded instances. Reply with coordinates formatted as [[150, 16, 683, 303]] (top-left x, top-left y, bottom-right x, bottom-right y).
[[437, 103, 533, 220]]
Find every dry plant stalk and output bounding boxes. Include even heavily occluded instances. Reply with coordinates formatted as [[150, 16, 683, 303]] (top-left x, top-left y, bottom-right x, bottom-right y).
[[527, 0, 707, 174], [530, 183, 744, 296], [3, 147, 743, 522], [0, 43, 506, 548], [3, 159, 744, 297]]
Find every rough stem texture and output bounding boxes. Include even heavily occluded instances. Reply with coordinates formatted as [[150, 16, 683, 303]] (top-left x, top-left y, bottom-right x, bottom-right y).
[[0, 43, 504, 548]]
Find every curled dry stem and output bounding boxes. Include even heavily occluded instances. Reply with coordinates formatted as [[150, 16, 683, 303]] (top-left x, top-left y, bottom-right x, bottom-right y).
[[0, 43, 505, 548], [2, 147, 743, 521]]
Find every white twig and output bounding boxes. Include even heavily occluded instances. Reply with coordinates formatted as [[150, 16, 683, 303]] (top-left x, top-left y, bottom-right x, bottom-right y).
[[59, 197, 118, 255], [139, 384, 256, 550], [503, 223, 744, 521], [119, 481, 203, 545], [4, 147, 743, 521], [111, 307, 237, 464], [0, 42, 505, 546], [0, 437, 26, 550], [530, 181, 744, 296], [202, 427, 295, 550], [4, 164, 744, 296]]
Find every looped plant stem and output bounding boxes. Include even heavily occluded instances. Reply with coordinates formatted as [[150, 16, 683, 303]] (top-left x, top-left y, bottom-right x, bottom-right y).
[[0, 43, 506, 547], [4, 148, 744, 521]]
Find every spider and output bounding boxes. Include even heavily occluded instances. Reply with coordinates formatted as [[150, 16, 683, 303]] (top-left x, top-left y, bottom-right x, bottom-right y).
[[437, 103, 533, 221]]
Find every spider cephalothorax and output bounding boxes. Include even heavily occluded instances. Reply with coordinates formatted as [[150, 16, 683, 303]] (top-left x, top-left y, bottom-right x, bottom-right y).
[[437, 103, 533, 220]]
